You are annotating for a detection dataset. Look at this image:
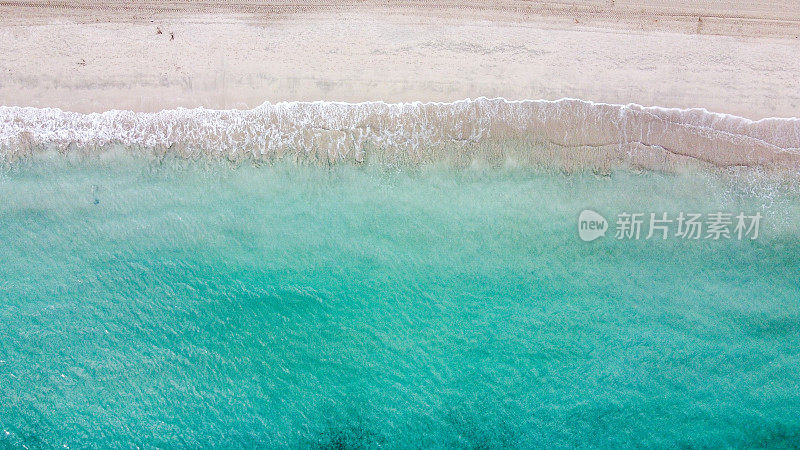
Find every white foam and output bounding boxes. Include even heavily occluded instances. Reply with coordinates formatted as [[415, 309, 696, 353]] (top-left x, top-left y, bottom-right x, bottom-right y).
[[1, 98, 799, 170]]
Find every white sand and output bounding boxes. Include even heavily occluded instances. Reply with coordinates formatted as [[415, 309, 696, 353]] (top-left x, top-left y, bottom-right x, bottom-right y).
[[0, 1, 799, 118]]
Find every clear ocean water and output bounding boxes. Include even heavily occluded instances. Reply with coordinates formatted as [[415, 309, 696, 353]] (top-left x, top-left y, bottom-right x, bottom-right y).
[[1, 154, 799, 447]]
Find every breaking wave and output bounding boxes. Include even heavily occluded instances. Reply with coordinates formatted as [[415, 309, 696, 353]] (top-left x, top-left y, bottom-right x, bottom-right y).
[[1, 97, 799, 171]]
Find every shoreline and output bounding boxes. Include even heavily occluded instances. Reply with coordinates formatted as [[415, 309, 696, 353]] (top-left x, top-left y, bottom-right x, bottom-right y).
[[8, 95, 800, 120], [3, 97, 798, 173]]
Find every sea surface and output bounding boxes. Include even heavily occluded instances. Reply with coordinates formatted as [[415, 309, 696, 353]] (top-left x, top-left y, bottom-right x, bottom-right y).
[[1, 153, 799, 447]]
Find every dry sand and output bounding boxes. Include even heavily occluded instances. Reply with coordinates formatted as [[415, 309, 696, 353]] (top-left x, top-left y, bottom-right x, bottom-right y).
[[0, 1, 799, 118]]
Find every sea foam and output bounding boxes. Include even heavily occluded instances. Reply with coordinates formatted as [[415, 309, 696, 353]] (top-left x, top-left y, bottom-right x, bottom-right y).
[[1, 98, 798, 171]]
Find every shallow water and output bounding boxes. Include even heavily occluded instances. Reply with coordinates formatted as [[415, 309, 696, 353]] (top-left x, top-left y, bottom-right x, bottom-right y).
[[1, 154, 799, 447], [3, 98, 800, 170]]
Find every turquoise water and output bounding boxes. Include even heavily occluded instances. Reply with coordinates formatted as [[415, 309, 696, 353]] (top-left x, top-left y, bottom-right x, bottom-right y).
[[1, 154, 799, 447]]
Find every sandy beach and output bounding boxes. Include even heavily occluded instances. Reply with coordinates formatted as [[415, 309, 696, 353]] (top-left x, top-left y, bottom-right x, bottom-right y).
[[1, 1, 799, 118]]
